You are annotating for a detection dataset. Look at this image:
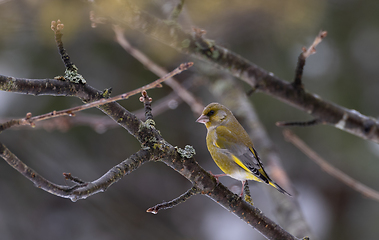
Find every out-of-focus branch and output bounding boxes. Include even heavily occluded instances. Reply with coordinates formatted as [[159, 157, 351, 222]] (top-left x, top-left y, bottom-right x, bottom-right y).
[[95, 1, 379, 144], [283, 129, 379, 202], [113, 25, 204, 116], [168, 0, 185, 22]]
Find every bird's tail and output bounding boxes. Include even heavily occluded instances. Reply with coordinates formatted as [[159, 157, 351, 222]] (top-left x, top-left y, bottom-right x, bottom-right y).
[[268, 180, 292, 196]]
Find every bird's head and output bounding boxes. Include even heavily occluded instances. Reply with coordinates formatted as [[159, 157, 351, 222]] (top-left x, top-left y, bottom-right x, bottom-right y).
[[196, 103, 230, 128]]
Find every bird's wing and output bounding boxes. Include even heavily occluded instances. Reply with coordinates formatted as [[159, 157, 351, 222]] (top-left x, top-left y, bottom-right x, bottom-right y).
[[213, 126, 291, 196], [214, 126, 269, 183]]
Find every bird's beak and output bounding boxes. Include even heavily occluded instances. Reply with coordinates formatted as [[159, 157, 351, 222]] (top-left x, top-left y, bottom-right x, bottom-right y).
[[196, 114, 209, 124]]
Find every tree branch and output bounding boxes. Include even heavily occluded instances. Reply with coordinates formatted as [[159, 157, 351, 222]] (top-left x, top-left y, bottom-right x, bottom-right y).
[[283, 129, 379, 202], [293, 31, 327, 88], [96, 1, 379, 143], [0, 142, 151, 201], [147, 186, 200, 214], [0, 62, 192, 132]]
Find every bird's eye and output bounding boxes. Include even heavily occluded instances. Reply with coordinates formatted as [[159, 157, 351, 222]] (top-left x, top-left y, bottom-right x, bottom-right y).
[[207, 110, 215, 116]]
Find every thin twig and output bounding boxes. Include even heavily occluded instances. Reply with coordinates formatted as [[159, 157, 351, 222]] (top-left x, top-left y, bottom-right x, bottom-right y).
[[51, 20, 75, 71], [0, 63, 193, 132], [283, 129, 379, 202], [303, 31, 328, 59], [146, 186, 200, 214], [293, 31, 327, 88], [276, 119, 320, 127], [113, 26, 204, 116], [139, 90, 153, 121], [63, 173, 87, 185]]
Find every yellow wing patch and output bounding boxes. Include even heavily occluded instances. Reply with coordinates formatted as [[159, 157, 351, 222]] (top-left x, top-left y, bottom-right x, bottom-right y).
[[231, 155, 264, 182], [231, 154, 251, 173], [249, 147, 258, 159]]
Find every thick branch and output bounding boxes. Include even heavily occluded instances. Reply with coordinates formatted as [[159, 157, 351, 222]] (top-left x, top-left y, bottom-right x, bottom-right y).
[[98, 1, 379, 143], [0, 74, 147, 140]]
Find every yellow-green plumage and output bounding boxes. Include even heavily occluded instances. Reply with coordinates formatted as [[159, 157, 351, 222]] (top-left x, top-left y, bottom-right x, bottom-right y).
[[196, 103, 290, 196]]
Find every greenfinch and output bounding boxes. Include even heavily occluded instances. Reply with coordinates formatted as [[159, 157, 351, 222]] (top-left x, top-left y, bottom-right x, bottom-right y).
[[196, 103, 291, 196]]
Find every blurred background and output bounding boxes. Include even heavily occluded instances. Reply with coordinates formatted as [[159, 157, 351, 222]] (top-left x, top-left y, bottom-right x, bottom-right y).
[[1, 0, 379, 239]]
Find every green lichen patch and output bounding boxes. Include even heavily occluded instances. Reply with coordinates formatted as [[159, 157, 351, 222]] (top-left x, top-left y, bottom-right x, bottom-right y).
[[176, 145, 196, 159], [102, 88, 112, 98], [138, 119, 156, 133], [145, 119, 155, 128], [64, 65, 86, 84], [138, 120, 160, 145], [1, 78, 17, 91]]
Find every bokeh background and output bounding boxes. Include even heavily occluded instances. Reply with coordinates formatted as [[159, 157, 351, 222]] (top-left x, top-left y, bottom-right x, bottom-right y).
[[1, 0, 379, 239]]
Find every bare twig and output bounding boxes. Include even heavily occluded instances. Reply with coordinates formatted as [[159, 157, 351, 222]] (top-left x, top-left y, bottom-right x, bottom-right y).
[[113, 26, 204, 116], [283, 129, 379, 201], [276, 119, 320, 127], [51, 20, 87, 84], [293, 31, 327, 88], [51, 20, 75, 71], [139, 90, 153, 121], [147, 186, 200, 214], [303, 31, 328, 59], [63, 173, 87, 185]]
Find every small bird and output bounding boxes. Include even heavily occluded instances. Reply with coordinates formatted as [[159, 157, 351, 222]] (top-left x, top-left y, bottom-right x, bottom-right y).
[[196, 102, 291, 196]]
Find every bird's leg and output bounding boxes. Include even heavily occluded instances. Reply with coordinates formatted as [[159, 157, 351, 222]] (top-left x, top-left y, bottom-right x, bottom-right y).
[[240, 180, 246, 196], [208, 171, 226, 183]]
